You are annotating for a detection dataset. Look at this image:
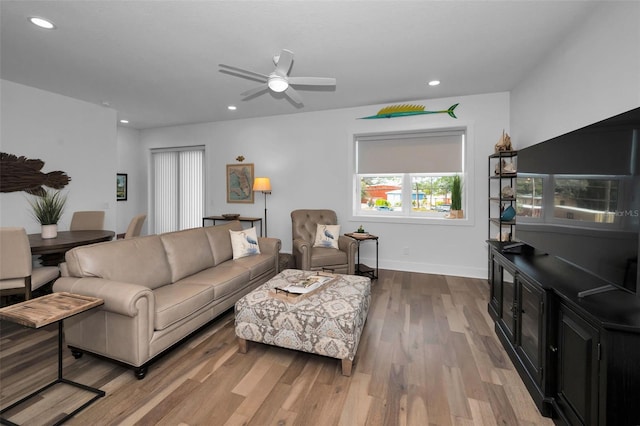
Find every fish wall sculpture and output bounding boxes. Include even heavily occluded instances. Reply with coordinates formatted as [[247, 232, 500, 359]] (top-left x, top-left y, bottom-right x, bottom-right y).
[[360, 103, 458, 119], [0, 152, 71, 196]]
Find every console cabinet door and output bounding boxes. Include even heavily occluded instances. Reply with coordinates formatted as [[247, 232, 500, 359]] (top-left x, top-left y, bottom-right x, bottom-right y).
[[499, 265, 517, 341], [488, 250, 503, 320], [516, 275, 544, 387], [554, 303, 599, 426]]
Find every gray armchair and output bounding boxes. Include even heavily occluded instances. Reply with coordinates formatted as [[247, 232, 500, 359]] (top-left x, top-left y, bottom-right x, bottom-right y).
[[291, 209, 357, 274]]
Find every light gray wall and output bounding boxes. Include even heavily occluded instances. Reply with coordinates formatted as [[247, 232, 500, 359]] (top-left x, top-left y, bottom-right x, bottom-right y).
[[116, 126, 147, 236], [511, 1, 640, 148], [3, 1, 637, 279], [140, 92, 510, 278], [0, 80, 117, 233]]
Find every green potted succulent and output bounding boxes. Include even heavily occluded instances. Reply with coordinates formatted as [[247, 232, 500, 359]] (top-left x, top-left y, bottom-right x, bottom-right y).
[[450, 175, 463, 219], [29, 190, 67, 238]]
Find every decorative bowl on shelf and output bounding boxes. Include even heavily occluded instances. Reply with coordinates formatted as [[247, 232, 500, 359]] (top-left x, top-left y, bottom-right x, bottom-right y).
[[222, 213, 240, 220], [500, 206, 516, 221]]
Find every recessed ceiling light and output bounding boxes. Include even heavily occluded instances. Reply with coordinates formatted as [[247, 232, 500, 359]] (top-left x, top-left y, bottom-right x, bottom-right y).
[[428, 80, 441, 86], [227, 105, 237, 111], [28, 17, 56, 30], [119, 119, 129, 124]]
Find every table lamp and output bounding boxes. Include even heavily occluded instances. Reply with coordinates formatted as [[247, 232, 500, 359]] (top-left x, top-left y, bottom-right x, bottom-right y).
[[253, 177, 271, 237]]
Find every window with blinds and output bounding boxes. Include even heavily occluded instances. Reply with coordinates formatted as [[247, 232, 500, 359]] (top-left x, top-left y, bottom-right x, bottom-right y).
[[151, 146, 204, 233], [354, 129, 465, 217]]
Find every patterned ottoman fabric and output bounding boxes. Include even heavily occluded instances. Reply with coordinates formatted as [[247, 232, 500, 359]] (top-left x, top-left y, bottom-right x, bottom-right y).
[[235, 269, 371, 371]]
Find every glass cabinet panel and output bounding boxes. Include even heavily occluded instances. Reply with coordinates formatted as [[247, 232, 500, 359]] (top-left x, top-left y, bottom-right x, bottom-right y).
[[489, 252, 502, 318], [501, 267, 516, 338], [518, 276, 543, 383]]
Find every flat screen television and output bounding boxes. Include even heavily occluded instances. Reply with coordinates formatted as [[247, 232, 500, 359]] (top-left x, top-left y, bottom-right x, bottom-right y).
[[514, 107, 639, 297]]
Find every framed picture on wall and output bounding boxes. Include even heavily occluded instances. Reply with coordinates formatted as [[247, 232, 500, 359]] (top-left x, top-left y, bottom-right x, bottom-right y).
[[116, 173, 128, 201], [226, 163, 254, 203]]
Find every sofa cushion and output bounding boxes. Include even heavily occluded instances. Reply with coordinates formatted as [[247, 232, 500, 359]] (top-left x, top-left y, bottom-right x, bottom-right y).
[[310, 247, 348, 268], [230, 227, 261, 259], [175, 263, 251, 301], [232, 253, 276, 280], [161, 227, 214, 283], [153, 282, 214, 331], [65, 235, 172, 290], [204, 221, 243, 266]]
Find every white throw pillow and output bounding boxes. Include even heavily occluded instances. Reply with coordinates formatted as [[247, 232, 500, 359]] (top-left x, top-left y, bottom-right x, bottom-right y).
[[313, 224, 340, 249], [229, 227, 261, 259]]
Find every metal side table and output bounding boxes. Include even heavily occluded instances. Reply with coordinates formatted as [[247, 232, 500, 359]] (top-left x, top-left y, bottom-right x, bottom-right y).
[[0, 292, 105, 426], [345, 233, 379, 280]]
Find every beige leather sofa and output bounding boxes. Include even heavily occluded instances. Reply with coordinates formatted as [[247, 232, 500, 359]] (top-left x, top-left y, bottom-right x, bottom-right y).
[[53, 221, 280, 379]]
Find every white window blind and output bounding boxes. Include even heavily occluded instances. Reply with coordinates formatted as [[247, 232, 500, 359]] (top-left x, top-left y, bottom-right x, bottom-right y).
[[152, 147, 204, 233], [356, 130, 464, 174]]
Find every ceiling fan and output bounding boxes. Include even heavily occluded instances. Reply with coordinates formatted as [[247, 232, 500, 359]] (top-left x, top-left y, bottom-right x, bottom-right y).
[[219, 49, 336, 105]]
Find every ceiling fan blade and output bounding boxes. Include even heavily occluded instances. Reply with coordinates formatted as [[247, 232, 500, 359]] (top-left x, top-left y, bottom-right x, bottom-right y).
[[241, 84, 269, 98], [288, 76, 336, 86], [284, 86, 303, 105], [274, 49, 294, 77], [219, 64, 269, 81]]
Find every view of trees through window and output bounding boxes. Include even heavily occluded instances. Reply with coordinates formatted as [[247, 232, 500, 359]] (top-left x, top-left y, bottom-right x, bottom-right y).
[[359, 175, 459, 214]]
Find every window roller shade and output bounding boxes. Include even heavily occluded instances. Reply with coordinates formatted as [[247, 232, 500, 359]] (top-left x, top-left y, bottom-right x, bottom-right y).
[[357, 131, 464, 174]]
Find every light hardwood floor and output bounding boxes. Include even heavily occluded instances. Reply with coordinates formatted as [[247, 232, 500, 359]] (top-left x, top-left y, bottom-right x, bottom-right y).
[[0, 270, 554, 425]]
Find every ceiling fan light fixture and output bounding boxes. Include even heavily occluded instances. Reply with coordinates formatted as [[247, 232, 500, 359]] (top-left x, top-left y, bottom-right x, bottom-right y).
[[268, 75, 288, 93]]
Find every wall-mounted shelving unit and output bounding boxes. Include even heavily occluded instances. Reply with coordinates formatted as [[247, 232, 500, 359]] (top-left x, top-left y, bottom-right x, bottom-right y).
[[488, 150, 517, 241]]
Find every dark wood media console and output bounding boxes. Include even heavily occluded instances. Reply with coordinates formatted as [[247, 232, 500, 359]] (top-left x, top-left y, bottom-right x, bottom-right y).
[[487, 241, 640, 426]]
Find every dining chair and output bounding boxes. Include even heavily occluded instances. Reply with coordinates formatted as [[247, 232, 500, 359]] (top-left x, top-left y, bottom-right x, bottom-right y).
[[0, 227, 60, 303], [117, 213, 147, 239], [70, 211, 105, 231]]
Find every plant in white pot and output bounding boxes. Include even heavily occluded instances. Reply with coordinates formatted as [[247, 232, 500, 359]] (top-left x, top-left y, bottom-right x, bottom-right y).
[[29, 190, 66, 238], [450, 175, 463, 219]]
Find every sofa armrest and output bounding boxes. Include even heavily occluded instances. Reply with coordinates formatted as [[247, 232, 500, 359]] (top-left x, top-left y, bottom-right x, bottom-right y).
[[258, 237, 282, 273], [53, 277, 154, 318], [258, 237, 281, 255], [338, 235, 358, 274], [292, 238, 311, 270]]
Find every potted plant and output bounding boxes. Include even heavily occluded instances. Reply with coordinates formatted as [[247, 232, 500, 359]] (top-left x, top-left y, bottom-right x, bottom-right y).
[[450, 175, 463, 218], [29, 190, 67, 238]]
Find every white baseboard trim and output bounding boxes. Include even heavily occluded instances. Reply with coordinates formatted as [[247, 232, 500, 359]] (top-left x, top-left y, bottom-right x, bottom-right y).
[[359, 257, 488, 280]]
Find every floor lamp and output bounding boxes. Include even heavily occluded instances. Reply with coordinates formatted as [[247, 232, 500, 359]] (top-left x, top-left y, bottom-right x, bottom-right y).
[[253, 177, 271, 237]]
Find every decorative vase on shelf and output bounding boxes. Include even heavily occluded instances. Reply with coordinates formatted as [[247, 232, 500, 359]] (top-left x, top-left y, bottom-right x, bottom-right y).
[[501, 206, 516, 221], [41, 224, 58, 239]]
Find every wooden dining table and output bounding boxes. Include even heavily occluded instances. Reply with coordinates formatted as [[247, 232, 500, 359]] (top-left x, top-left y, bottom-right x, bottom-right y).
[[29, 230, 115, 266]]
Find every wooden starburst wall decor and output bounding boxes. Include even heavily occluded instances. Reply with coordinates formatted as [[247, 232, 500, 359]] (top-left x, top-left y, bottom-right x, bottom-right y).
[[0, 152, 71, 196]]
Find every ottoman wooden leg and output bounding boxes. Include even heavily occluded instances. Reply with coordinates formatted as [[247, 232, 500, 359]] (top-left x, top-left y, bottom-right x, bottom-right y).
[[341, 358, 352, 376], [238, 338, 248, 354]]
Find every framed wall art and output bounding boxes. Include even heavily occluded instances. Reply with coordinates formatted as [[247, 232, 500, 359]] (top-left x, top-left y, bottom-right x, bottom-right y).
[[116, 173, 128, 201], [226, 163, 254, 203]]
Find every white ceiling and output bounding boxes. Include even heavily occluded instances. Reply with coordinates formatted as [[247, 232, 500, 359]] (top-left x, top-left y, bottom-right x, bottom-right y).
[[1, 1, 599, 130]]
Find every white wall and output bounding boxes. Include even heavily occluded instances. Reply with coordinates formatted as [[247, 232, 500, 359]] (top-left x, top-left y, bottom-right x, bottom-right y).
[[116, 126, 147, 235], [0, 80, 117, 233], [141, 92, 510, 278], [511, 1, 640, 148]]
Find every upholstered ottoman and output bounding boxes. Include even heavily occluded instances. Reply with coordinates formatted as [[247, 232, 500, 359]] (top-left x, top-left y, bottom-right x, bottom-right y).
[[235, 269, 371, 376]]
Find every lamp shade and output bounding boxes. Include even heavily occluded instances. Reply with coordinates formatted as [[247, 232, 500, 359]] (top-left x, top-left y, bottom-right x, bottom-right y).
[[253, 177, 271, 192]]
